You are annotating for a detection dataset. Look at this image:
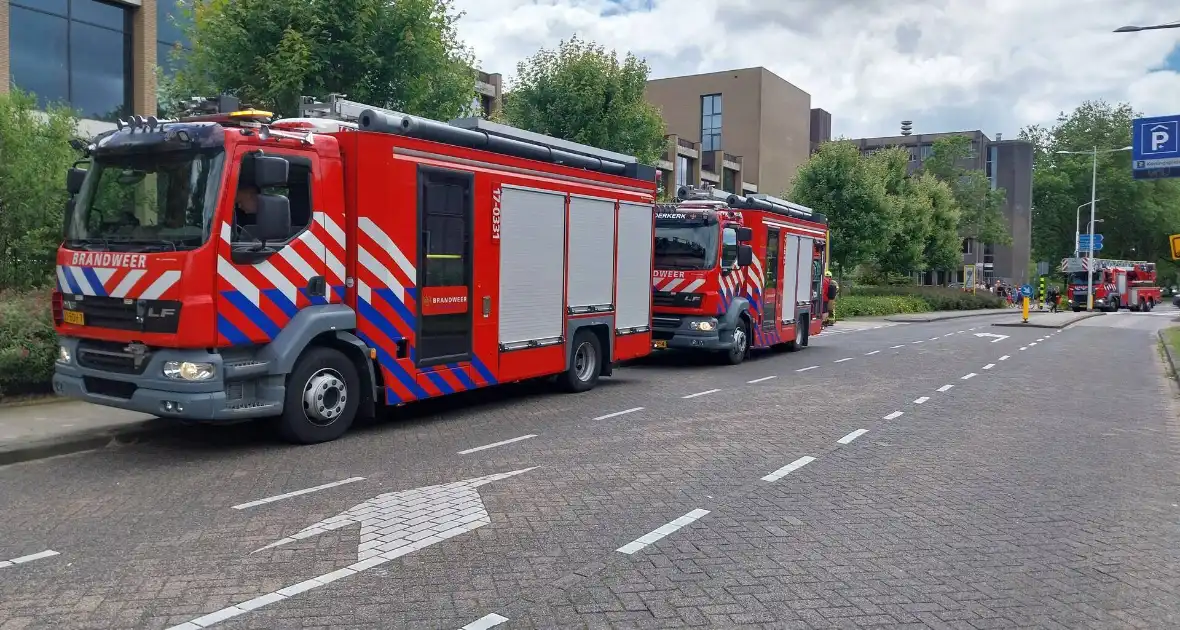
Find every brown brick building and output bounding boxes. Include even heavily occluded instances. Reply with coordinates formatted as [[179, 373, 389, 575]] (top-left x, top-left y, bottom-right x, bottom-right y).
[[1, 0, 502, 135], [645, 67, 829, 198]]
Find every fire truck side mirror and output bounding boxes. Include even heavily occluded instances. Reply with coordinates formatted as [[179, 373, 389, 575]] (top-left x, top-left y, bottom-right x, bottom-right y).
[[253, 156, 290, 188], [66, 167, 87, 196], [736, 244, 753, 267], [735, 227, 753, 242], [254, 194, 292, 242]]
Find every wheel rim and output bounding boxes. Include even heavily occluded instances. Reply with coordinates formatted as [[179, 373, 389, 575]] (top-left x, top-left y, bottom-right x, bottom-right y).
[[302, 368, 347, 427], [574, 342, 596, 382], [733, 326, 747, 357]]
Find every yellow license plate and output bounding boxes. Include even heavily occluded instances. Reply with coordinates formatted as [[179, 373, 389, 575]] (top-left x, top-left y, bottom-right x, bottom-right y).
[[63, 310, 85, 326], [653, 340, 667, 349]]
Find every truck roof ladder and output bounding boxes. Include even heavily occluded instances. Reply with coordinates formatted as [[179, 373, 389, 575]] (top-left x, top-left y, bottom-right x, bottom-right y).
[[296, 95, 655, 182]]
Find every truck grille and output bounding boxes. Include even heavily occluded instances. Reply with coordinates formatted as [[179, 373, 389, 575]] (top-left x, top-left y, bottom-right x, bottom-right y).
[[76, 340, 152, 375], [652, 315, 682, 329], [653, 291, 705, 308], [61, 295, 181, 333]]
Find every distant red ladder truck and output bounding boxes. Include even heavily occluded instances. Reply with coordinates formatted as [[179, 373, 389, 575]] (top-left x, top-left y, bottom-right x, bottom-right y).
[[1060, 256, 1161, 312]]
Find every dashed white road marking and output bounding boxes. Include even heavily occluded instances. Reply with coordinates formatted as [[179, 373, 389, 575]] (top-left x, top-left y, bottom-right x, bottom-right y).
[[962, 373, 977, 380], [864, 350, 880, 355], [912, 340, 924, 344], [1020, 346, 1028, 351], [797, 366, 819, 372], [761, 456, 817, 482], [914, 396, 930, 404], [593, 407, 644, 421], [1057, 329, 1063, 332], [461, 613, 509, 630], [937, 384, 954, 392], [682, 388, 721, 399], [883, 411, 904, 420], [982, 363, 996, 370], [891, 345, 905, 349], [616, 509, 711, 554], [1029, 342, 1038, 346], [929, 337, 940, 341], [747, 376, 776, 384], [999, 355, 1010, 361], [457, 434, 537, 455], [0, 550, 59, 569], [957, 330, 966, 334], [834, 357, 854, 363], [1036, 338, 1044, 342], [837, 429, 868, 444], [232, 477, 367, 510]]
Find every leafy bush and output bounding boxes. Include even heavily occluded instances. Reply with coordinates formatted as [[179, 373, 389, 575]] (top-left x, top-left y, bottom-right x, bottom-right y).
[[833, 295, 930, 318], [0, 290, 56, 398], [848, 284, 1005, 310]]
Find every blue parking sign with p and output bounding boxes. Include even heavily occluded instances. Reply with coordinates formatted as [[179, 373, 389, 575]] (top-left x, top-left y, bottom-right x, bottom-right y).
[[1132, 116, 1180, 179]]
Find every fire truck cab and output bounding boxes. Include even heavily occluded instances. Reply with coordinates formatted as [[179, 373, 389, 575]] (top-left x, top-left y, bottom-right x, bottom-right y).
[[52, 95, 657, 444], [650, 186, 829, 364], [1061, 257, 1161, 312]]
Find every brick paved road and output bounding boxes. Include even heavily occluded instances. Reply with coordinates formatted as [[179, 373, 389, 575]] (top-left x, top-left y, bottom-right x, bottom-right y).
[[1, 314, 1177, 629]]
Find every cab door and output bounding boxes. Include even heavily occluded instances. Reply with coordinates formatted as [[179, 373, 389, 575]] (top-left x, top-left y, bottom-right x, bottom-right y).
[[216, 149, 330, 345]]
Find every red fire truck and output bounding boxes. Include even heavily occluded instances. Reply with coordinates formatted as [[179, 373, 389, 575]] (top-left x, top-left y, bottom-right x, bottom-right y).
[[52, 95, 657, 444], [650, 185, 829, 364], [1060, 257, 1161, 312]]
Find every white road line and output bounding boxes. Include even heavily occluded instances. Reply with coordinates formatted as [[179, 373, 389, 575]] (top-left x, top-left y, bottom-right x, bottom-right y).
[[962, 373, 977, 380], [834, 357, 853, 363], [891, 344, 905, 349], [461, 613, 509, 630], [1029, 342, 1038, 346], [457, 435, 537, 455], [930, 337, 940, 341], [912, 340, 924, 344], [983, 363, 995, 370], [593, 407, 644, 421], [747, 376, 777, 384], [957, 330, 965, 334], [232, 478, 366, 510], [883, 411, 904, 420], [616, 508, 711, 554], [837, 429, 868, 444], [1036, 338, 1044, 342], [937, 384, 953, 392], [999, 355, 1010, 361], [864, 350, 880, 355], [1020, 346, 1028, 351], [682, 388, 721, 399], [797, 366, 819, 372], [914, 396, 930, 404], [0, 550, 59, 569], [761, 456, 816, 482], [1057, 329, 1063, 332]]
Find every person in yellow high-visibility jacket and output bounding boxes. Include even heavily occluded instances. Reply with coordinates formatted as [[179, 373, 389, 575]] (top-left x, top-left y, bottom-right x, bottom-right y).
[[822, 269, 839, 326]]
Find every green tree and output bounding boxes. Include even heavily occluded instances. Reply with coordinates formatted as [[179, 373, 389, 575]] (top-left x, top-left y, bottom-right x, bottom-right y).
[[915, 173, 963, 274], [1020, 100, 1180, 271], [923, 136, 1010, 269], [176, 0, 477, 119], [0, 89, 79, 289], [789, 141, 893, 280], [501, 37, 666, 165], [868, 147, 930, 277]]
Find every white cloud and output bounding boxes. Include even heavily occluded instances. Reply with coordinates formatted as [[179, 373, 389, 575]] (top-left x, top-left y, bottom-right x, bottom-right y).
[[453, 0, 1180, 139]]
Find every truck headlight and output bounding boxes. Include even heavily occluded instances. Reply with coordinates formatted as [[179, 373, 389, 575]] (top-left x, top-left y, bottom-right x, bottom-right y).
[[57, 346, 71, 364], [164, 361, 215, 381], [689, 318, 718, 332]]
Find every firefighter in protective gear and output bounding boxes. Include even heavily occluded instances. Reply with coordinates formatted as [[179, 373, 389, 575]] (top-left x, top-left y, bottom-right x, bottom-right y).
[[823, 270, 838, 326]]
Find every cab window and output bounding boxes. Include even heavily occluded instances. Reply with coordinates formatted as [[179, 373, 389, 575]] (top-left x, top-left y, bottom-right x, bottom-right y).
[[721, 227, 739, 267], [232, 153, 314, 242]]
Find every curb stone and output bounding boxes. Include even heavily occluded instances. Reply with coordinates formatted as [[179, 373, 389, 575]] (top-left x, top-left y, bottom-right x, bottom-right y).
[[1159, 329, 1179, 382], [0, 419, 165, 467], [992, 311, 1103, 329], [882, 309, 1014, 323]]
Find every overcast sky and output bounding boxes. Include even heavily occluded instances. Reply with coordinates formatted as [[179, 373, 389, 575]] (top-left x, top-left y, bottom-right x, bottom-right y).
[[452, 0, 1180, 139]]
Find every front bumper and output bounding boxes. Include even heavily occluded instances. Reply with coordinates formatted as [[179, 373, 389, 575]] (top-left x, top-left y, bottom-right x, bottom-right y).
[[53, 337, 283, 424], [651, 315, 735, 352]]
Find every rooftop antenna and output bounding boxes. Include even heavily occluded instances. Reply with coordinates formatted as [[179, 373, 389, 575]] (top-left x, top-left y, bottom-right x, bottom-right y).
[[900, 120, 913, 136]]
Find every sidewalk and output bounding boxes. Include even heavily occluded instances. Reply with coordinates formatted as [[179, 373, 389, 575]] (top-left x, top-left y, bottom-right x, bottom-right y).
[[0, 399, 160, 466], [883, 308, 1014, 323], [992, 310, 1104, 329]]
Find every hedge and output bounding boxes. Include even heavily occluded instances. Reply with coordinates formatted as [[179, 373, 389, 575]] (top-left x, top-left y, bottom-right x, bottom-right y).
[[0, 290, 56, 399], [833, 285, 1006, 319]]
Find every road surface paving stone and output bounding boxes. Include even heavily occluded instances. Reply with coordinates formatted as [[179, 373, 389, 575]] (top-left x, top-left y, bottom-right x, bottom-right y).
[[0, 313, 1176, 628]]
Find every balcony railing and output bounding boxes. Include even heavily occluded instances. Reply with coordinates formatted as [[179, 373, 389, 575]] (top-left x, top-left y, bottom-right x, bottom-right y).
[[677, 138, 695, 149], [724, 153, 740, 164]]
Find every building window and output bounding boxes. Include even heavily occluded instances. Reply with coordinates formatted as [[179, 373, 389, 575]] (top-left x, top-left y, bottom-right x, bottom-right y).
[[962, 238, 973, 255], [722, 168, 736, 194], [701, 93, 722, 151], [919, 144, 933, 161], [10, 0, 131, 121], [986, 145, 998, 189], [157, 1, 192, 77], [675, 156, 688, 188]]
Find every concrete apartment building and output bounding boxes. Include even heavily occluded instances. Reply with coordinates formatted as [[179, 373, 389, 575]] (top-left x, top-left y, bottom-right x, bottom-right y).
[[1, 0, 502, 136], [645, 67, 829, 198], [850, 130, 1034, 286]]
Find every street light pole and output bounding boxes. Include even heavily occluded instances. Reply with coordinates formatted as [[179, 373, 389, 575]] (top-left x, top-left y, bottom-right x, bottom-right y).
[[1088, 147, 1097, 310], [1074, 200, 1100, 257], [1114, 20, 1180, 32]]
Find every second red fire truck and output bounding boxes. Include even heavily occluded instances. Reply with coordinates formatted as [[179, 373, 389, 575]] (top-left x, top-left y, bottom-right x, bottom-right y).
[[52, 96, 657, 444], [650, 185, 829, 364], [1060, 257, 1161, 312]]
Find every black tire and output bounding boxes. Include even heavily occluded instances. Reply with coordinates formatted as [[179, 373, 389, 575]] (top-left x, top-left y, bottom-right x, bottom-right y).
[[786, 315, 806, 352], [722, 318, 750, 365], [275, 346, 359, 444], [559, 330, 601, 393], [800, 315, 811, 347]]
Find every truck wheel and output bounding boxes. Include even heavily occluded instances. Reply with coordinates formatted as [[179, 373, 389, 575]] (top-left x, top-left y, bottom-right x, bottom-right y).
[[275, 346, 359, 444], [560, 330, 601, 393], [786, 317, 806, 352], [722, 319, 750, 365]]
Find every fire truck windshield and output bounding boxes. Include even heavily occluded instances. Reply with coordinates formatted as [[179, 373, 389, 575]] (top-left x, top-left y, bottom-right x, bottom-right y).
[[1067, 271, 1098, 287], [654, 223, 719, 270], [65, 148, 226, 252]]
